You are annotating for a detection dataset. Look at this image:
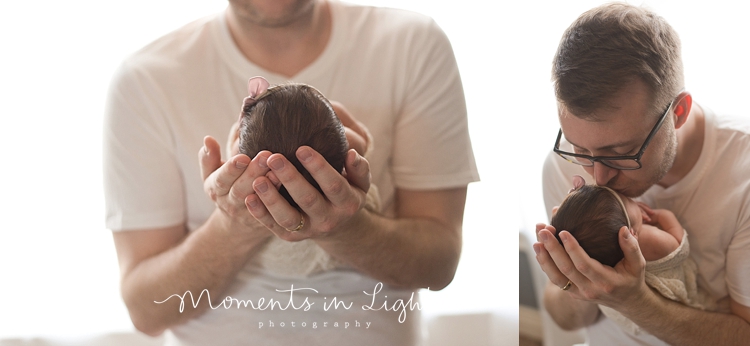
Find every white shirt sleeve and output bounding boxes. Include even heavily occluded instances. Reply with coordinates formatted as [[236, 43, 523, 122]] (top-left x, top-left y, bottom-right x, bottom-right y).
[[724, 180, 750, 306], [103, 61, 186, 231], [390, 19, 479, 190]]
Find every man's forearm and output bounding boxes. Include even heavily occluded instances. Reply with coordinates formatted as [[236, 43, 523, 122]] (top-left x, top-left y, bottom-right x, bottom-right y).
[[543, 282, 601, 330], [120, 211, 268, 335], [314, 209, 461, 290], [622, 290, 750, 345]]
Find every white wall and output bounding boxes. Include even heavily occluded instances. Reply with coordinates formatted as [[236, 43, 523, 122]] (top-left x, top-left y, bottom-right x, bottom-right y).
[[0, 0, 747, 341], [0, 1, 227, 338]]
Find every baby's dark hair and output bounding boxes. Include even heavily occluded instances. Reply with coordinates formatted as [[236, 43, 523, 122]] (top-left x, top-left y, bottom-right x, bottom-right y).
[[239, 83, 348, 210], [549, 185, 628, 267]]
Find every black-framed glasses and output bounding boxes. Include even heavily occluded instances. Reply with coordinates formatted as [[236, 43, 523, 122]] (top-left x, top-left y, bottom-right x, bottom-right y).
[[553, 99, 675, 170]]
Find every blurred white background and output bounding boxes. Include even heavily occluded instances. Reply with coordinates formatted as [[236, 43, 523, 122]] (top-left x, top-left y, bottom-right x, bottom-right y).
[[0, 0, 747, 343]]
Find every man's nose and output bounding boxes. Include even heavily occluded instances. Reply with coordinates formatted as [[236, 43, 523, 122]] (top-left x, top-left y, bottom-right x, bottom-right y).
[[593, 161, 618, 186]]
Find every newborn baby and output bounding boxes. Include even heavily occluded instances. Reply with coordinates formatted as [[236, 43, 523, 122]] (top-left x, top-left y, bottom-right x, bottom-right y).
[[549, 175, 682, 267], [227, 76, 380, 277], [550, 175, 720, 334]]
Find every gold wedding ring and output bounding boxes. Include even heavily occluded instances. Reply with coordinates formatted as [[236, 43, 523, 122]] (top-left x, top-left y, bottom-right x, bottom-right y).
[[287, 214, 305, 232], [561, 280, 573, 291]]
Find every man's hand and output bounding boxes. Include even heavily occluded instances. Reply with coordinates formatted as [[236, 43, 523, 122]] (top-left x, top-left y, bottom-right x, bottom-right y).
[[222, 100, 371, 241], [534, 222, 649, 312], [331, 101, 369, 156], [245, 146, 370, 241], [199, 135, 275, 237]]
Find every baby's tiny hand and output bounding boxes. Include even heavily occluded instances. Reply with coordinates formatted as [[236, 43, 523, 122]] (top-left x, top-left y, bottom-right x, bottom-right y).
[[637, 202, 654, 223], [641, 207, 673, 228]]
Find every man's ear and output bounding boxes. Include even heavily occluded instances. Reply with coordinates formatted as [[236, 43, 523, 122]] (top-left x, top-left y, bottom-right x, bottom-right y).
[[673, 91, 692, 130]]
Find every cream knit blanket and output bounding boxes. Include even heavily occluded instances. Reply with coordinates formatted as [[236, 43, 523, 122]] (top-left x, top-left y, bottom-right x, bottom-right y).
[[599, 231, 720, 335]]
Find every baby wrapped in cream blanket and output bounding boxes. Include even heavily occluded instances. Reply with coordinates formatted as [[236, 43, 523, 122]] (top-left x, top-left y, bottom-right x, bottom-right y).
[[599, 231, 725, 335]]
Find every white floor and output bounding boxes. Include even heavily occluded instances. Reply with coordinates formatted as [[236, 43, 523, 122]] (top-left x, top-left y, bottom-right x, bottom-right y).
[[0, 312, 518, 346]]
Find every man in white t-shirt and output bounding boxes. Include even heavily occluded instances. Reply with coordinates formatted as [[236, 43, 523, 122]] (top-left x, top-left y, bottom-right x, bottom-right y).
[[533, 3, 750, 345], [103, 0, 478, 345]]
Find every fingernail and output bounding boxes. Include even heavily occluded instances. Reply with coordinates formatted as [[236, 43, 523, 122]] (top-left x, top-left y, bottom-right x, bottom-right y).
[[268, 157, 284, 170], [255, 181, 268, 193], [539, 232, 549, 242], [235, 159, 249, 169], [247, 196, 259, 209], [533, 244, 540, 255], [255, 153, 268, 169], [624, 229, 630, 239], [560, 232, 568, 243], [298, 148, 312, 162], [202, 146, 208, 154]]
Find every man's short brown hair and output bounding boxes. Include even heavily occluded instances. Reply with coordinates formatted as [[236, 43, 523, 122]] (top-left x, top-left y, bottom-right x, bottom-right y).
[[552, 3, 683, 119]]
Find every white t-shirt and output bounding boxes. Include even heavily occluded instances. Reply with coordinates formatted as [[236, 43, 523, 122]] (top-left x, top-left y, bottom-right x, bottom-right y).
[[103, 1, 479, 345], [542, 108, 750, 345]]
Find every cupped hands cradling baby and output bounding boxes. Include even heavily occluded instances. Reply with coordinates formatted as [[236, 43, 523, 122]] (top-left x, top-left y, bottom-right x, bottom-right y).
[[218, 76, 381, 277], [548, 175, 722, 335], [550, 175, 684, 266], [225, 76, 371, 209]]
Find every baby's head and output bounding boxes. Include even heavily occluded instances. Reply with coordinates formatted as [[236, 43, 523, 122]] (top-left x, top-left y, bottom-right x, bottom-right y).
[[237, 77, 348, 210], [549, 176, 643, 267]]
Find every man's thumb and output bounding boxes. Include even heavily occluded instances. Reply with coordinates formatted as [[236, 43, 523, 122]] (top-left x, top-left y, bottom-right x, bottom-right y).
[[619, 226, 645, 273]]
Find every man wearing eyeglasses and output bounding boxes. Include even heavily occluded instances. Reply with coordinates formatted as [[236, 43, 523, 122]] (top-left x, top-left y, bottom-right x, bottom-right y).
[[533, 3, 750, 345]]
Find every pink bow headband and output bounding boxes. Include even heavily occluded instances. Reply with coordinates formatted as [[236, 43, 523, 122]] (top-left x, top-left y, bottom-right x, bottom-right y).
[[568, 175, 586, 193], [238, 76, 271, 122]]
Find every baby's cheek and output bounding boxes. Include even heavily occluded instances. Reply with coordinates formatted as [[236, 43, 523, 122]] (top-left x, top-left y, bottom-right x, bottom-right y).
[[634, 211, 644, 232]]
